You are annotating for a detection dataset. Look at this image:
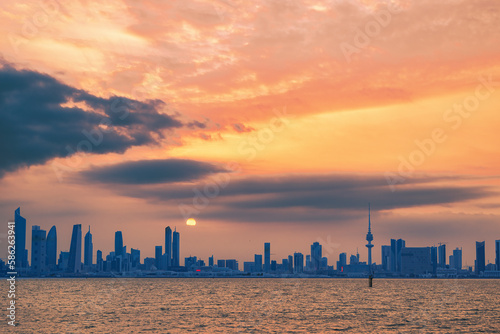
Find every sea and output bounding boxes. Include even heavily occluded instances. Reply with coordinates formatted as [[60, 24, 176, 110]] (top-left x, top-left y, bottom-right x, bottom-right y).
[[1, 278, 499, 333]]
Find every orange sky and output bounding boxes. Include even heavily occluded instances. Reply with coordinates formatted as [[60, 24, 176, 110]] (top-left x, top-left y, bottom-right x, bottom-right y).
[[0, 0, 499, 267]]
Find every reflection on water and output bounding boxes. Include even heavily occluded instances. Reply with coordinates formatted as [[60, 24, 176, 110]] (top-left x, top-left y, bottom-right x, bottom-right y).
[[1, 278, 499, 333]]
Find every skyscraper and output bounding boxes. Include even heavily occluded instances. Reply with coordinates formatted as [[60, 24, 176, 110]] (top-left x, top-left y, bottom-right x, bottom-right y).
[[155, 246, 162, 270], [311, 242, 322, 272], [84, 226, 93, 268], [172, 228, 180, 267], [14, 207, 27, 269], [115, 231, 124, 258], [31, 226, 47, 275], [366, 204, 374, 274], [452, 248, 462, 271], [68, 224, 82, 273], [337, 252, 347, 272], [293, 252, 304, 273], [475, 241, 485, 274], [264, 242, 271, 273], [390, 238, 406, 273], [254, 254, 263, 272], [46, 225, 57, 272], [438, 244, 446, 268], [496, 240, 500, 271], [430, 246, 438, 275], [165, 226, 172, 268]]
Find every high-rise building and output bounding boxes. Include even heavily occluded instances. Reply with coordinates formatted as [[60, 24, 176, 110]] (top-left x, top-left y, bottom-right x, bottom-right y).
[[311, 242, 322, 272], [337, 252, 347, 272], [381, 245, 390, 271], [217, 259, 225, 268], [264, 242, 271, 272], [68, 224, 82, 273], [254, 254, 263, 272], [155, 246, 163, 270], [226, 259, 238, 271], [209, 255, 214, 267], [452, 248, 462, 270], [15, 207, 27, 269], [288, 255, 293, 273], [115, 231, 124, 258], [390, 238, 406, 272], [401, 247, 432, 275], [84, 226, 93, 268], [96, 250, 103, 271], [495, 240, 500, 271], [475, 241, 485, 274], [46, 226, 57, 272], [131, 248, 140, 269], [165, 227, 172, 268], [172, 228, 180, 267], [293, 252, 304, 273], [31, 226, 47, 275], [366, 204, 374, 273], [438, 244, 446, 268]]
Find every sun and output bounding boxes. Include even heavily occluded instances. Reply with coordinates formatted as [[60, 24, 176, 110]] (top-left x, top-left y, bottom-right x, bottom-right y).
[[186, 218, 197, 226]]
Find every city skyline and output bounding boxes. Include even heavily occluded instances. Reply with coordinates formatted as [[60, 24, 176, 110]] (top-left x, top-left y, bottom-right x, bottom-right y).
[[5, 207, 499, 275]]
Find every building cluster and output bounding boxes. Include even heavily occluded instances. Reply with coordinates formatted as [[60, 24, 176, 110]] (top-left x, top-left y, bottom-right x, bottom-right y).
[[2, 207, 500, 278]]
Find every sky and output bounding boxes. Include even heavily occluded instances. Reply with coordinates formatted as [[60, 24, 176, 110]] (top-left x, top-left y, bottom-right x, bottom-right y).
[[0, 0, 499, 267]]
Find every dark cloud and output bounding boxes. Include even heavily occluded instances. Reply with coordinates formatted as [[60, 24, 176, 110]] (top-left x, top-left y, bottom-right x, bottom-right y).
[[0, 65, 189, 177], [232, 123, 254, 133], [104, 173, 496, 222], [82, 159, 228, 184]]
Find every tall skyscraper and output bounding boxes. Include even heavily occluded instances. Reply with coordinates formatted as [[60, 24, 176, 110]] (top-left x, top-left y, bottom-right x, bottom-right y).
[[337, 252, 347, 271], [165, 226, 172, 268], [46, 225, 57, 272], [31, 226, 47, 275], [14, 207, 27, 269], [452, 248, 462, 271], [84, 226, 93, 267], [68, 224, 82, 273], [366, 204, 374, 273], [96, 250, 103, 271], [115, 231, 124, 258], [254, 254, 263, 272], [475, 241, 485, 274], [438, 244, 446, 268], [311, 242, 322, 272], [172, 228, 180, 267], [390, 238, 406, 272], [264, 242, 271, 273], [155, 246, 162, 269], [381, 245, 391, 271], [209, 255, 214, 267], [293, 252, 304, 273], [496, 240, 500, 271]]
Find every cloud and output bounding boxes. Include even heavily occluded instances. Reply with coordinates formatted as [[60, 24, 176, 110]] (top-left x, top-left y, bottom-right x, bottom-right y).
[[82, 158, 228, 184], [100, 173, 497, 222], [0, 65, 190, 177]]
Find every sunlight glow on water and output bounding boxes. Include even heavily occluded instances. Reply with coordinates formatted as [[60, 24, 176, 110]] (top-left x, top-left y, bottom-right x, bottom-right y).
[[2, 278, 499, 333]]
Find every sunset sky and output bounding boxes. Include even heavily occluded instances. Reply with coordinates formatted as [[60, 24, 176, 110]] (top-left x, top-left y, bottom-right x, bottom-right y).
[[1, 0, 499, 267]]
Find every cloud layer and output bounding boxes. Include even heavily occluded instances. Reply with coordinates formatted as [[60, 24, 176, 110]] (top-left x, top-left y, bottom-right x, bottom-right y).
[[0, 65, 185, 177]]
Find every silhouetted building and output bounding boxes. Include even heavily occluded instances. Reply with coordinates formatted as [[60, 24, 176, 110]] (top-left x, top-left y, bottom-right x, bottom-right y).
[[366, 204, 374, 273], [320, 257, 328, 270], [496, 240, 500, 271], [131, 248, 140, 269], [58, 251, 70, 271], [244, 262, 254, 273], [475, 241, 485, 274], [46, 226, 57, 272], [172, 228, 180, 267], [254, 254, 263, 272], [68, 224, 82, 273], [115, 231, 124, 258], [438, 244, 446, 268], [226, 259, 238, 271], [217, 259, 225, 268], [264, 243, 271, 272], [293, 252, 304, 273], [155, 246, 162, 270], [31, 226, 47, 275], [401, 247, 432, 275], [311, 242, 322, 272], [96, 250, 103, 271], [381, 245, 390, 271], [209, 255, 214, 267], [84, 226, 93, 268], [288, 255, 293, 273], [452, 248, 462, 270], [390, 238, 406, 272], [15, 208, 27, 269], [165, 226, 172, 268], [337, 252, 347, 272]]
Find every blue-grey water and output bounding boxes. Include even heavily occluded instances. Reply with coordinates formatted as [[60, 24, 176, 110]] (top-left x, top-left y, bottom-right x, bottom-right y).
[[1, 278, 499, 333]]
